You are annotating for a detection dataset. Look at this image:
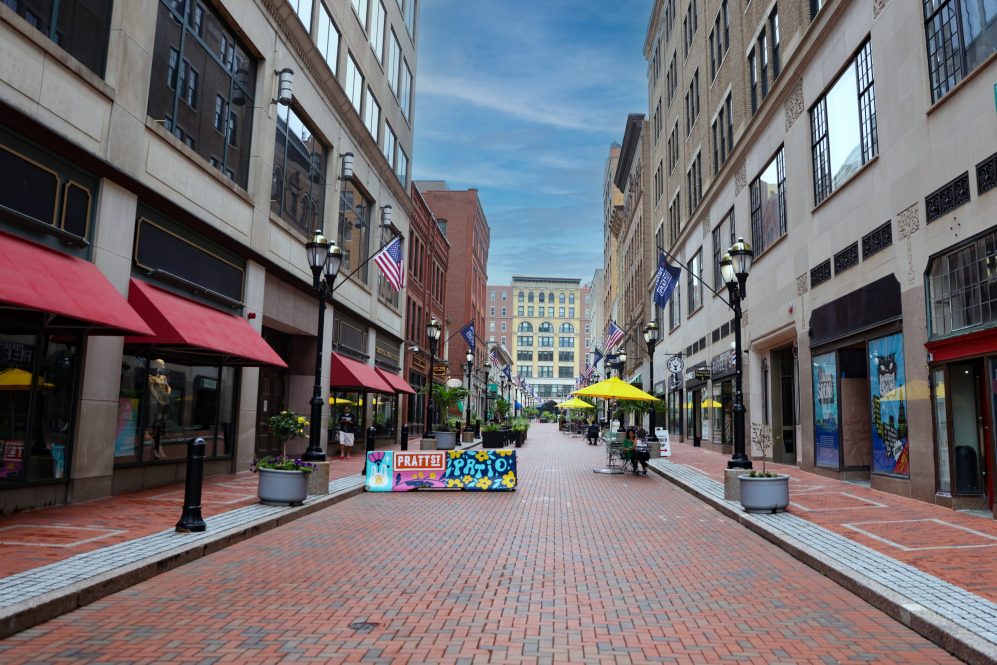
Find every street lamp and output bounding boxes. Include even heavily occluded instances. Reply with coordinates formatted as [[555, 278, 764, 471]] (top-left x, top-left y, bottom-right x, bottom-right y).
[[425, 317, 441, 438], [304, 230, 343, 461], [643, 320, 660, 441], [465, 349, 474, 429], [481, 360, 491, 421], [721, 236, 754, 470]]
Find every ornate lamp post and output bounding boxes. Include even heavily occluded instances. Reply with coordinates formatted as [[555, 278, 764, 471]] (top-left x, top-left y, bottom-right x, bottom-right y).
[[643, 321, 660, 441], [464, 348, 474, 429], [424, 317, 441, 438], [304, 230, 343, 461], [720, 236, 754, 470]]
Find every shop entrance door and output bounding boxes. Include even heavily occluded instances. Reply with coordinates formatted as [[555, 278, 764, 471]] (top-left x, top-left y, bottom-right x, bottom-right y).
[[949, 362, 987, 502], [691, 388, 702, 446], [255, 368, 286, 458], [772, 347, 797, 464]]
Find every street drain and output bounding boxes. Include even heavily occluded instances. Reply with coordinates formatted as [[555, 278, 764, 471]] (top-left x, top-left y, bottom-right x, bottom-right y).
[[348, 621, 378, 633]]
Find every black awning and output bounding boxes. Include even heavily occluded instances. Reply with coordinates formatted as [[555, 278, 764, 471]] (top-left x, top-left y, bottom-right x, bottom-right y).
[[809, 274, 901, 347]]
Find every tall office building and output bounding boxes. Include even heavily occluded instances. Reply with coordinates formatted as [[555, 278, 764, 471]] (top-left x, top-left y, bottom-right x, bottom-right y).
[[0, 0, 421, 510], [631, 0, 997, 516]]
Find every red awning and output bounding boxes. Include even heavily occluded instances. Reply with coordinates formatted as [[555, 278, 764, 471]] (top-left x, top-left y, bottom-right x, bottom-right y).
[[331, 353, 393, 392], [126, 279, 286, 367], [376, 368, 417, 394], [0, 231, 153, 336]]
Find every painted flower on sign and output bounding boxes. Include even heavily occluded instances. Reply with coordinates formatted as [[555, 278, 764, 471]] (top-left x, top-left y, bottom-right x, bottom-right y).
[[475, 451, 490, 462], [447, 478, 463, 488], [475, 477, 493, 490], [501, 471, 516, 489]]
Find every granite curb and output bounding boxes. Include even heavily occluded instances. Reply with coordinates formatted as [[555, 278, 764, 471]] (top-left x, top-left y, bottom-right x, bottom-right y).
[[649, 462, 997, 665], [0, 481, 365, 640]]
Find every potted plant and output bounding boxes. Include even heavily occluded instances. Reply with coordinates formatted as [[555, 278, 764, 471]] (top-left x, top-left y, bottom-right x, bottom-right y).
[[481, 422, 505, 449], [738, 422, 789, 513], [421, 383, 468, 450], [255, 411, 315, 506]]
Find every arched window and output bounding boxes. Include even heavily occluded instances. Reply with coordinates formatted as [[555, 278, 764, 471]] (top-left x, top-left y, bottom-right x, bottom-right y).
[[528, 292, 534, 303], [518, 291, 524, 302], [538, 292, 545, 302], [569, 294, 575, 304], [560, 322, 575, 333], [559, 293, 565, 304], [538, 322, 553, 333], [548, 292, 555, 302], [517, 321, 533, 332]]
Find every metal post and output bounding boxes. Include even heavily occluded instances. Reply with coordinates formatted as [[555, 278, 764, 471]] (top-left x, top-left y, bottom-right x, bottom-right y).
[[401, 423, 409, 451], [425, 339, 436, 438], [175, 437, 206, 532], [728, 288, 752, 469], [647, 340, 658, 441], [465, 360, 472, 429], [361, 425, 376, 476], [304, 278, 328, 461]]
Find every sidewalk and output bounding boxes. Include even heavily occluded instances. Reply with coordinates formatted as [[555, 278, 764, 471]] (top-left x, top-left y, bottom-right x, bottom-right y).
[[648, 442, 997, 664], [0, 435, 443, 637]]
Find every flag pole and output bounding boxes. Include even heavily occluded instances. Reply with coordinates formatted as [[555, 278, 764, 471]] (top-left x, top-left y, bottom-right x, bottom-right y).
[[331, 233, 401, 294], [655, 244, 731, 307]]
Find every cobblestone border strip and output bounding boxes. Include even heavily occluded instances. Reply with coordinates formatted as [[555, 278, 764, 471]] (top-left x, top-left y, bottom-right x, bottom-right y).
[[648, 459, 997, 665], [0, 475, 365, 639]]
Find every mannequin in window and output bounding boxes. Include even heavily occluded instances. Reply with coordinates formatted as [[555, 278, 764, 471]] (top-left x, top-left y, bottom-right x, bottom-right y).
[[148, 358, 172, 459]]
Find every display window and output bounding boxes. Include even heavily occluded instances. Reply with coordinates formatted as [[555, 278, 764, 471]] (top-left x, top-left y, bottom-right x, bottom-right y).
[[115, 354, 235, 465], [0, 331, 79, 484]]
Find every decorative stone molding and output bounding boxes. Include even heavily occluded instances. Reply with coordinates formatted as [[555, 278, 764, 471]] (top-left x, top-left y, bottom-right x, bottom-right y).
[[897, 204, 919, 239], [873, 0, 891, 19], [796, 274, 809, 296], [735, 162, 747, 195], [784, 80, 805, 132]]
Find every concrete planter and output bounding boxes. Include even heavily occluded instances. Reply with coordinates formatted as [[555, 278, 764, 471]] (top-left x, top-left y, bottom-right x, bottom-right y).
[[461, 431, 475, 444], [738, 474, 790, 513], [258, 468, 309, 506], [434, 431, 458, 450]]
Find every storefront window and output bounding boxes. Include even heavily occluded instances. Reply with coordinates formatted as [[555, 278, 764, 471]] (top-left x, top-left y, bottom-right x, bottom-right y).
[[932, 367, 951, 494], [115, 355, 234, 464], [373, 393, 396, 437], [0, 332, 79, 484], [812, 351, 840, 468], [712, 383, 723, 443]]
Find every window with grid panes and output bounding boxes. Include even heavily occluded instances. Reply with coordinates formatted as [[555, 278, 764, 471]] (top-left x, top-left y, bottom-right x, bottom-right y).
[[687, 249, 703, 313], [750, 147, 786, 255], [770, 6, 781, 78], [712, 209, 735, 289], [810, 40, 878, 205], [669, 193, 681, 246], [711, 94, 732, 175], [669, 281, 681, 330], [318, 5, 340, 76], [369, 1, 385, 61], [687, 153, 702, 215], [927, 229, 997, 336], [351, 0, 368, 29], [923, 0, 997, 103]]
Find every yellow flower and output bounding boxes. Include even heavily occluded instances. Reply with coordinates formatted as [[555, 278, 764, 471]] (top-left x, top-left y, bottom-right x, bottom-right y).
[[475, 451, 490, 462], [297, 416, 305, 423], [462, 475, 473, 484], [497, 450, 513, 457], [501, 471, 516, 489], [447, 479, 463, 488], [475, 477, 492, 490]]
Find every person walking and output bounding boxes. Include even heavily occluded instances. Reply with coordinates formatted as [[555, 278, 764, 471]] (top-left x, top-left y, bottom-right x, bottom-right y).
[[338, 405, 355, 459]]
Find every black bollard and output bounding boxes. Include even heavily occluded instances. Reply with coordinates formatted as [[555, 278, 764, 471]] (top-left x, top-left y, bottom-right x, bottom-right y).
[[175, 437, 206, 532], [401, 423, 409, 451], [361, 425, 376, 476], [474, 419, 481, 438]]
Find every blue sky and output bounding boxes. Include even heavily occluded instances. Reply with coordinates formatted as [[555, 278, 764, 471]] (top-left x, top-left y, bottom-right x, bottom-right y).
[[412, 0, 650, 285]]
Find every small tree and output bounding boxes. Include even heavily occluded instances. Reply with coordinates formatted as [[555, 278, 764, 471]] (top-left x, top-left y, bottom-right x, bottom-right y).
[[750, 422, 775, 476], [420, 383, 469, 430], [495, 398, 511, 421]]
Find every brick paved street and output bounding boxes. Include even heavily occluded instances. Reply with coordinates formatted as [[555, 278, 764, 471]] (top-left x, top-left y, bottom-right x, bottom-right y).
[[0, 424, 957, 664]]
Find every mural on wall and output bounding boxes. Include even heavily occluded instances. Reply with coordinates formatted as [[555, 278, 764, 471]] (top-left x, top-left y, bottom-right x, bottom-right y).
[[365, 450, 517, 492], [812, 351, 840, 469], [868, 333, 910, 477]]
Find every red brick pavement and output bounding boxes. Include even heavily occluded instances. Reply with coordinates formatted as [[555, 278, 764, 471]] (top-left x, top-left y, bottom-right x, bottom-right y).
[[0, 441, 415, 577], [0, 424, 957, 663], [664, 443, 997, 604]]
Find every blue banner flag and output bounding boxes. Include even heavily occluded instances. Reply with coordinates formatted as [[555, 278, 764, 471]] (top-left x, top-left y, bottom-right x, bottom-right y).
[[459, 320, 475, 352], [593, 348, 604, 367], [652, 253, 682, 309], [502, 365, 512, 381]]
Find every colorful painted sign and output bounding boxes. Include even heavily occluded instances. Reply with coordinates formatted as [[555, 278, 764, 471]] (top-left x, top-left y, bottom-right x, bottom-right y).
[[869, 333, 910, 477], [365, 450, 517, 492], [812, 351, 840, 469]]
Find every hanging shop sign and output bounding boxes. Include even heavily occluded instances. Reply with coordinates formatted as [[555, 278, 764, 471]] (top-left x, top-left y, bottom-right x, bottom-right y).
[[868, 333, 910, 478], [812, 351, 841, 469], [667, 355, 684, 374]]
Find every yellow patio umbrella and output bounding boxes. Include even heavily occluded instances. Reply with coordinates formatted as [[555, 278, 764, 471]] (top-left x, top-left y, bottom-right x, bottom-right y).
[[572, 376, 658, 401], [559, 397, 595, 409], [329, 396, 356, 405], [702, 398, 723, 408], [0, 368, 54, 390]]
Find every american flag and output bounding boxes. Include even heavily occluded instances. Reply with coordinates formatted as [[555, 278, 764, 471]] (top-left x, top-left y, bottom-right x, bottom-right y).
[[605, 320, 624, 351], [489, 348, 498, 367], [373, 237, 404, 291], [583, 362, 595, 379], [575, 376, 583, 388]]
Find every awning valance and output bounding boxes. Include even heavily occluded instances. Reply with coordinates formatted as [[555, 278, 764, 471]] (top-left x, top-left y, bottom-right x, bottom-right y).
[[376, 368, 417, 394], [331, 352, 393, 392], [125, 279, 286, 367], [0, 232, 153, 336]]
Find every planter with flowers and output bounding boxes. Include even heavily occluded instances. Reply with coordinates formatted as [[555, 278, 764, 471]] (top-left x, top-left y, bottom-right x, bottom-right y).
[[254, 411, 315, 506]]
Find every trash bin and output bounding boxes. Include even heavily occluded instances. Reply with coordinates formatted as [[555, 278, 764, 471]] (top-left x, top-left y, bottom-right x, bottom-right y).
[[954, 445, 980, 494]]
